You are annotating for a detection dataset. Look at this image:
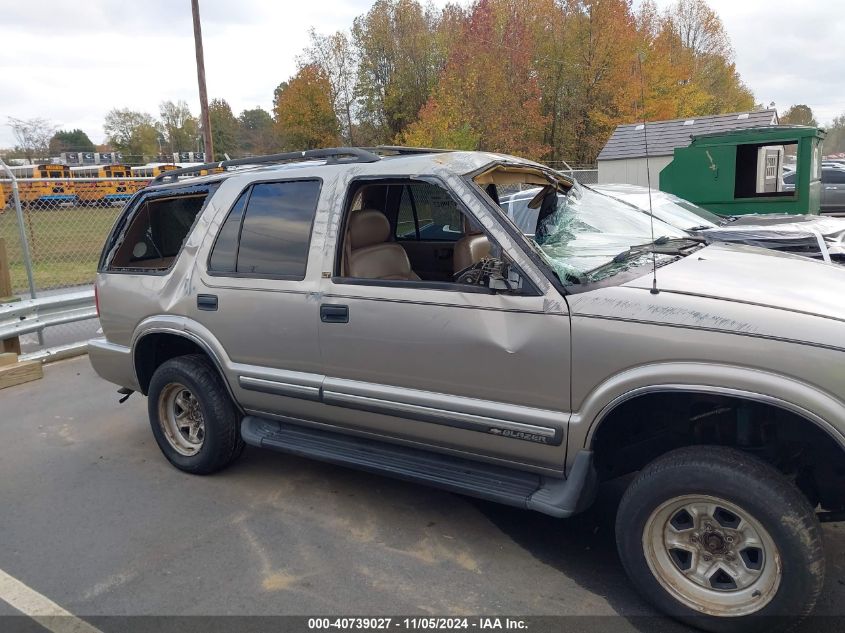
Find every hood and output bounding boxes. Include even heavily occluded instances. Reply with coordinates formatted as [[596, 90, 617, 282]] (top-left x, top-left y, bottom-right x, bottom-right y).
[[623, 242, 845, 321], [703, 215, 845, 247]]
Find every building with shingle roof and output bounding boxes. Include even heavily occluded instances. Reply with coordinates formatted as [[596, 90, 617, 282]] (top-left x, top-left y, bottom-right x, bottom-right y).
[[597, 109, 778, 186]]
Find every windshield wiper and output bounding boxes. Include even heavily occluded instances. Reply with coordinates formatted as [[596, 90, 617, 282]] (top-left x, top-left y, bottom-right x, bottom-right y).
[[585, 236, 705, 278]]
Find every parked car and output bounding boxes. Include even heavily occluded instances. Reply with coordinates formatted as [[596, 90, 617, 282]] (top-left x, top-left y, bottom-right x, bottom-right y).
[[91, 147, 845, 633], [783, 167, 845, 214], [585, 183, 845, 262]]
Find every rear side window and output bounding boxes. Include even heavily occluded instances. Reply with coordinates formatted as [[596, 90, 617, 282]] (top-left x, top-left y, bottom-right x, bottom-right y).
[[106, 192, 209, 271], [208, 179, 321, 279], [824, 169, 845, 184]]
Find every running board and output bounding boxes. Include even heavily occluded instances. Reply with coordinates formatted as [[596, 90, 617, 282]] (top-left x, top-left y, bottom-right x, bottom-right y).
[[241, 416, 596, 518]]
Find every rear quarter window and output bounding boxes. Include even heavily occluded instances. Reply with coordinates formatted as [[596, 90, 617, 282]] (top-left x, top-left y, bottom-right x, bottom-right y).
[[103, 189, 212, 272]]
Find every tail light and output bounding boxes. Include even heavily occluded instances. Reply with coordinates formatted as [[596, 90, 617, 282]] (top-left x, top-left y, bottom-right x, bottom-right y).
[[94, 284, 100, 317]]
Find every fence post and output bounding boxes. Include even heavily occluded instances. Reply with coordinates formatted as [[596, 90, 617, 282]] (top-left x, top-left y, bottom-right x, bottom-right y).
[[0, 158, 43, 346], [0, 160, 37, 301], [0, 238, 21, 354]]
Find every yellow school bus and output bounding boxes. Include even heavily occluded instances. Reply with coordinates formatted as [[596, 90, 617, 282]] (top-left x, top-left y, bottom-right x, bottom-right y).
[[0, 182, 7, 211], [6, 164, 75, 206], [70, 164, 134, 205], [129, 163, 180, 192]]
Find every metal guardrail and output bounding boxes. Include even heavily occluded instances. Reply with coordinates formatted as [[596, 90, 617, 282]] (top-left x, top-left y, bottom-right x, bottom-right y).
[[0, 289, 96, 361]]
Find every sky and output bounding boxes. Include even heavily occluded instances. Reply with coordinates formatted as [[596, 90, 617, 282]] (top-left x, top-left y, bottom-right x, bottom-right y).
[[0, 0, 842, 148]]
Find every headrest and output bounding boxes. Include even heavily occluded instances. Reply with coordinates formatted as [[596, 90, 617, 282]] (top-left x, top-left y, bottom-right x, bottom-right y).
[[349, 209, 391, 250], [463, 214, 484, 236]]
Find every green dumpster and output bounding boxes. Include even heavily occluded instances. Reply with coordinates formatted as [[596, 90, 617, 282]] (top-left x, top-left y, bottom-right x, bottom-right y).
[[659, 125, 825, 216]]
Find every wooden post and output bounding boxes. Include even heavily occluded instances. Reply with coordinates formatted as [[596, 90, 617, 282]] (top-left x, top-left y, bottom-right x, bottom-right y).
[[192, 0, 214, 162], [0, 238, 21, 355]]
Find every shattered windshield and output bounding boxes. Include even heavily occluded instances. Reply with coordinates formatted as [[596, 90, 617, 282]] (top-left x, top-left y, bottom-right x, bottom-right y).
[[590, 185, 724, 231], [497, 181, 688, 285]]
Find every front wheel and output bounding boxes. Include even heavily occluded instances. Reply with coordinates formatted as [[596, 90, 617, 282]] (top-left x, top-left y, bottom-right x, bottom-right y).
[[616, 446, 825, 633], [147, 354, 244, 474]]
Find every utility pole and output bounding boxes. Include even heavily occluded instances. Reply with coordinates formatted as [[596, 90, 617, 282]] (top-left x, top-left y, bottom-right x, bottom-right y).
[[191, 0, 213, 162]]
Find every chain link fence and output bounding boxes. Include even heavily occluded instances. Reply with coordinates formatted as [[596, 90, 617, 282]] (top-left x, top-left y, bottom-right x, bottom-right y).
[[0, 172, 149, 356]]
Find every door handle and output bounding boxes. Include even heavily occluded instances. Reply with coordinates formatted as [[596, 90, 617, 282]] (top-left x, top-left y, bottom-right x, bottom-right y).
[[197, 294, 218, 311], [320, 304, 349, 323]]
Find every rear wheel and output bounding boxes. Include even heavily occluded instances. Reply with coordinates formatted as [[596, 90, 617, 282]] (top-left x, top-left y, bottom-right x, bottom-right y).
[[616, 446, 825, 633], [147, 354, 244, 474]]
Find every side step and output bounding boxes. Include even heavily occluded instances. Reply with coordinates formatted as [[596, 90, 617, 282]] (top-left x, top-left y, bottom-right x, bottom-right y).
[[241, 416, 596, 517]]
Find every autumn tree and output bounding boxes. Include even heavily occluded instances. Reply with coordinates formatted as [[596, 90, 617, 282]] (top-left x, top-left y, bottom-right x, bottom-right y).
[[301, 29, 359, 144], [661, 0, 753, 114], [238, 107, 277, 155], [209, 98, 240, 157], [781, 104, 818, 127], [403, 0, 549, 158], [273, 64, 341, 150]]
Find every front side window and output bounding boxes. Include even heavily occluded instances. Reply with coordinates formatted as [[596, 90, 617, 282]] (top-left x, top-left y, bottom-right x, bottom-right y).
[[208, 179, 321, 279], [395, 182, 464, 242]]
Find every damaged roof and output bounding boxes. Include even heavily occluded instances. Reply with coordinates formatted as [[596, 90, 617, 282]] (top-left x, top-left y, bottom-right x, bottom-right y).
[[597, 109, 778, 161]]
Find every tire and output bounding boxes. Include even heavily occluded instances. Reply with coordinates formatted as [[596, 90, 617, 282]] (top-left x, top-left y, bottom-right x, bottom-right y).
[[616, 446, 824, 633], [147, 354, 244, 475]]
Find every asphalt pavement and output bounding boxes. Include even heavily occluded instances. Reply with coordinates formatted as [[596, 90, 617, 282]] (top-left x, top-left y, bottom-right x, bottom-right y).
[[1, 357, 844, 633]]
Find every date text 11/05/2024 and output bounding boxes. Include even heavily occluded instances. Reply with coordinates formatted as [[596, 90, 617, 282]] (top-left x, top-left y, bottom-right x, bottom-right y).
[[307, 618, 529, 630]]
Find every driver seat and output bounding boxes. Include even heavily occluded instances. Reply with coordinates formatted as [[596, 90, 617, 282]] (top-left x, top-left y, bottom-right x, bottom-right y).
[[453, 215, 491, 274]]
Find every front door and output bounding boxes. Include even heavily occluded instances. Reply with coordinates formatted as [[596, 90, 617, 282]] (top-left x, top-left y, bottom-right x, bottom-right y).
[[317, 179, 571, 472]]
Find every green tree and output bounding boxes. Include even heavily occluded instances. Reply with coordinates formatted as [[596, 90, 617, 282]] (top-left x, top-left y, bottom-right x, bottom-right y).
[[48, 129, 95, 154], [273, 64, 341, 150], [352, 0, 451, 143], [103, 109, 160, 161], [159, 100, 198, 155], [238, 107, 276, 155], [781, 104, 818, 127], [209, 98, 240, 158], [823, 113, 845, 155]]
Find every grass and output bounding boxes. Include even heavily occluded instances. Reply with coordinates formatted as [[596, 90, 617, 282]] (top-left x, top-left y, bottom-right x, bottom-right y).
[[0, 205, 120, 293]]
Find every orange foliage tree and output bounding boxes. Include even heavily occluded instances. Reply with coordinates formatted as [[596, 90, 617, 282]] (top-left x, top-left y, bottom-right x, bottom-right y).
[[402, 0, 549, 159], [273, 64, 341, 150]]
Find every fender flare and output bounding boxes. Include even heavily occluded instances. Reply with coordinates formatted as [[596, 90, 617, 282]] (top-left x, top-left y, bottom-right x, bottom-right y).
[[573, 362, 845, 453], [132, 315, 240, 408]]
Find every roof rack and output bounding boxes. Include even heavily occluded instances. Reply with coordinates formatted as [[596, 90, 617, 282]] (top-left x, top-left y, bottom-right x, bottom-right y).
[[151, 147, 381, 184], [370, 145, 453, 155]]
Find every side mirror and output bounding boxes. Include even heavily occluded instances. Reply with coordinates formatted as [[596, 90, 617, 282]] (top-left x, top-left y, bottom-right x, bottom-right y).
[[488, 262, 525, 293]]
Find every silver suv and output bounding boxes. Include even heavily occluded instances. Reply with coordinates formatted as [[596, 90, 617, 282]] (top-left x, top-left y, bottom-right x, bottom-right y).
[[90, 147, 845, 632]]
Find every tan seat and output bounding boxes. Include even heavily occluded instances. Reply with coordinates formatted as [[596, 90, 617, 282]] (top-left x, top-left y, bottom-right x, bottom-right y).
[[453, 216, 491, 274], [346, 210, 420, 281]]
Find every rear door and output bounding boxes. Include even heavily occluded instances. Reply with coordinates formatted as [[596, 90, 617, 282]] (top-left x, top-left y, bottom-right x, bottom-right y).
[[822, 168, 845, 213], [193, 178, 326, 419]]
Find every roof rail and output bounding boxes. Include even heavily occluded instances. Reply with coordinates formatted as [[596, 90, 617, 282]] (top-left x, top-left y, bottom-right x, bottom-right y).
[[371, 145, 453, 155], [151, 147, 381, 184]]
